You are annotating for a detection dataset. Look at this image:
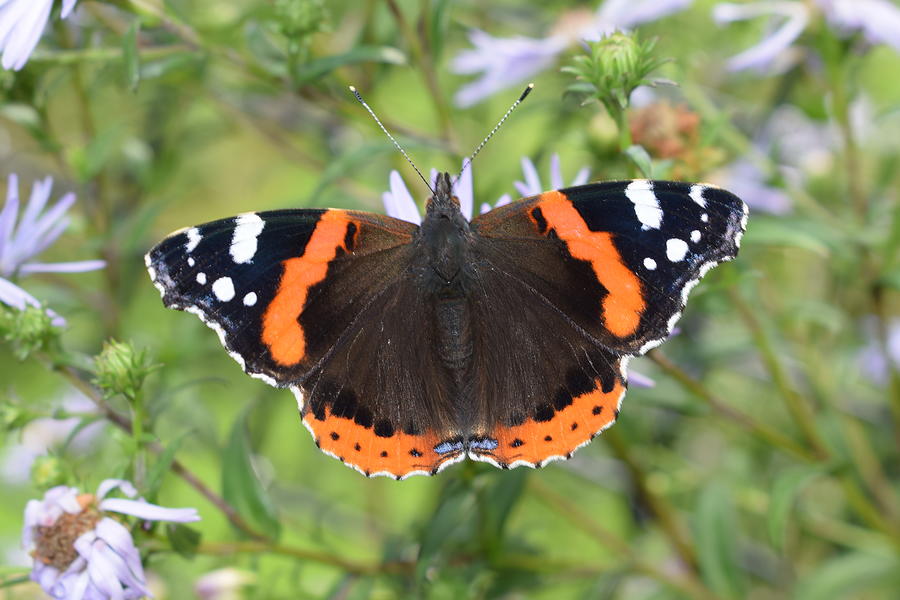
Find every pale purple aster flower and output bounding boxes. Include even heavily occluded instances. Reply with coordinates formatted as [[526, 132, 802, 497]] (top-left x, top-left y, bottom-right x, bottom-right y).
[[382, 161, 475, 223], [712, 2, 810, 72], [713, 0, 900, 73], [22, 478, 200, 599], [452, 0, 692, 107], [711, 159, 792, 215], [512, 153, 591, 198], [817, 0, 900, 52], [0, 174, 105, 325], [0, 0, 78, 71], [1, 393, 100, 484], [859, 318, 900, 386], [195, 568, 256, 600]]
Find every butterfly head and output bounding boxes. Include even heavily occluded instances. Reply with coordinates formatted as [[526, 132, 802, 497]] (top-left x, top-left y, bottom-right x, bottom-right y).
[[426, 172, 462, 217]]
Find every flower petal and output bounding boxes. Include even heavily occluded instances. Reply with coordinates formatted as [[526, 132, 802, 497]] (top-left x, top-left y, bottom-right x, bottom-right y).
[[571, 166, 591, 186], [61, 0, 79, 19], [549, 154, 564, 190], [0, 173, 20, 273], [386, 170, 421, 225], [455, 162, 474, 220], [629, 370, 656, 388], [713, 2, 809, 72], [818, 0, 900, 52], [596, 0, 692, 30], [96, 479, 138, 500], [19, 259, 106, 275], [518, 156, 543, 196], [100, 497, 201, 522], [0, 0, 53, 71]]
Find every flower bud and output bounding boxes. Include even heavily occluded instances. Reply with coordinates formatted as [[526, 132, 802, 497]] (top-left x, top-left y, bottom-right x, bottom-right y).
[[0, 305, 60, 360], [31, 455, 69, 489], [275, 0, 328, 39], [563, 32, 669, 114], [93, 340, 157, 400]]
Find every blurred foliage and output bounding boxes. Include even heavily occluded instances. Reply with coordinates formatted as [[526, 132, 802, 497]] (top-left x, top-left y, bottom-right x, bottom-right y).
[[1, 0, 900, 599]]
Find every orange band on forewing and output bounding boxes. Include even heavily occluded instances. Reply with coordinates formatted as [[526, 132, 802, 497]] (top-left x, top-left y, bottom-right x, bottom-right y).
[[536, 192, 645, 338], [262, 211, 350, 366], [303, 408, 452, 477], [480, 379, 623, 465]]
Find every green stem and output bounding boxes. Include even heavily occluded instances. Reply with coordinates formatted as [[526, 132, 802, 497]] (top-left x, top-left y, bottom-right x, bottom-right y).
[[727, 288, 830, 459], [384, 0, 458, 153], [649, 351, 816, 462], [605, 428, 700, 572], [530, 479, 720, 600], [47, 360, 271, 542]]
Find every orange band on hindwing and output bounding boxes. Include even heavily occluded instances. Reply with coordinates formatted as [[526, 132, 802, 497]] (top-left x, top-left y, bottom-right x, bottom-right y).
[[262, 211, 353, 366], [533, 192, 645, 338], [303, 407, 455, 478], [478, 379, 624, 466]]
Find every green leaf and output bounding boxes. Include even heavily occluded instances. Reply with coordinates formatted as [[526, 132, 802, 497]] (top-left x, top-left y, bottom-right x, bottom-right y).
[[417, 478, 478, 581], [741, 218, 831, 257], [122, 20, 141, 92], [429, 0, 454, 61], [294, 46, 406, 83], [477, 469, 527, 554], [222, 410, 281, 539], [144, 430, 191, 500], [694, 483, 746, 599], [166, 523, 201, 559], [768, 466, 824, 550], [794, 553, 900, 600], [625, 144, 654, 178], [310, 138, 429, 200]]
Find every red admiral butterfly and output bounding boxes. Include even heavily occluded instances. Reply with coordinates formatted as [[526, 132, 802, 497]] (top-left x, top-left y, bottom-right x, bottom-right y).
[[146, 90, 747, 479]]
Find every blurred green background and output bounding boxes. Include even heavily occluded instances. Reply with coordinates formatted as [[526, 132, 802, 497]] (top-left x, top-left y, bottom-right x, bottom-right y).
[[2, 0, 900, 598]]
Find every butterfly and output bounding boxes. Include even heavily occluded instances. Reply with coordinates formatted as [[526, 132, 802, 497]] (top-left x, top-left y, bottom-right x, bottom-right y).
[[146, 172, 746, 479]]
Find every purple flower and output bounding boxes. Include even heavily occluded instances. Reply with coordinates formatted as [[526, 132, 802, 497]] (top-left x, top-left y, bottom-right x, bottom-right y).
[[818, 0, 900, 52], [859, 319, 900, 386], [713, 0, 900, 73], [451, 0, 692, 107], [22, 478, 200, 599], [382, 155, 591, 222], [0, 174, 105, 325], [194, 568, 256, 600], [0, 0, 78, 71], [382, 160, 475, 223]]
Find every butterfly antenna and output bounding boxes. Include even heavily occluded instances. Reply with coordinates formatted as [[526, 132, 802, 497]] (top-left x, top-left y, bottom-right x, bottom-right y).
[[349, 85, 434, 193], [454, 83, 534, 186]]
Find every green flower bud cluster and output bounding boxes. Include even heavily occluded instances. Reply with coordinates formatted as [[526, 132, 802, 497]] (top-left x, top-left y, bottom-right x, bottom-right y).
[[563, 32, 669, 114], [0, 305, 60, 360], [92, 340, 158, 401], [275, 0, 329, 41]]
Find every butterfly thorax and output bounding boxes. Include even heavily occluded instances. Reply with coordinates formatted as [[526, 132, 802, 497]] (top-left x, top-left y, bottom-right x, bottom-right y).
[[420, 172, 472, 294]]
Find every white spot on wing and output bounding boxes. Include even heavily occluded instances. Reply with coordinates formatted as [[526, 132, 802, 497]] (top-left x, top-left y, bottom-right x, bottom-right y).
[[196, 272, 207, 285], [625, 180, 662, 230], [230, 213, 265, 264], [643, 257, 657, 270], [185, 227, 201, 252], [691, 230, 701, 243], [701, 213, 709, 223], [690, 184, 707, 208], [243, 292, 257, 306], [188, 257, 195, 267], [666, 239, 688, 262], [212, 277, 235, 301]]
